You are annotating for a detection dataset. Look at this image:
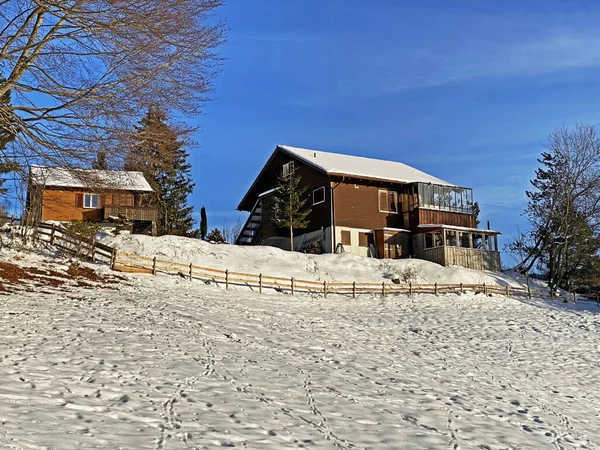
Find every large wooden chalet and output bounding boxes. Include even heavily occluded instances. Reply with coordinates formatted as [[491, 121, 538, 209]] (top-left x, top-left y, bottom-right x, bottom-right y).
[[237, 145, 501, 271], [27, 166, 158, 234]]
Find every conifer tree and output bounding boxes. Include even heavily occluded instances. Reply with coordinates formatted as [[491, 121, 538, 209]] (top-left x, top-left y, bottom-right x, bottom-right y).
[[200, 206, 208, 240], [206, 228, 226, 243], [273, 168, 311, 251], [125, 107, 197, 236]]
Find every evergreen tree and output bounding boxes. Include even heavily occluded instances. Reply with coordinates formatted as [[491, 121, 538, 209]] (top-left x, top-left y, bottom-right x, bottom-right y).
[[206, 228, 226, 243], [125, 107, 197, 236], [514, 125, 600, 293], [273, 168, 311, 251], [200, 206, 208, 240]]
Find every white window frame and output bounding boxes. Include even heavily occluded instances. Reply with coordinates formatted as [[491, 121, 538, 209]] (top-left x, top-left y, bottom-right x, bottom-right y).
[[282, 161, 295, 177], [378, 189, 398, 214], [313, 186, 325, 205], [83, 193, 100, 209]]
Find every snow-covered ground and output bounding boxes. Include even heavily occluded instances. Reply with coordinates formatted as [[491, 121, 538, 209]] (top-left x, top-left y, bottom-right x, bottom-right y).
[[1, 239, 600, 449]]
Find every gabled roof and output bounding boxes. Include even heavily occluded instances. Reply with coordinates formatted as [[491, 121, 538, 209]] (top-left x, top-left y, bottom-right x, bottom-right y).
[[29, 165, 154, 192], [279, 145, 453, 186]]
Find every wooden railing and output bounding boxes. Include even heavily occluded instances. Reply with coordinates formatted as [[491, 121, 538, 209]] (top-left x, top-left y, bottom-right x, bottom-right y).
[[111, 251, 585, 301], [35, 222, 115, 262], [104, 205, 157, 222]]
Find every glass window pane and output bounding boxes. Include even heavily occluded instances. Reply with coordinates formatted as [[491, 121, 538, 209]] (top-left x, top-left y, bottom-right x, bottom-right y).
[[445, 230, 456, 246], [425, 233, 433, 248], [459, 232, 471, 248], [434, 231, 443, 247]]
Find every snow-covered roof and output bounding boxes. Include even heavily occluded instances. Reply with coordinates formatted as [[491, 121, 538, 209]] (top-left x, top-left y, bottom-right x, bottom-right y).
[[29, 166, 153, 192], [279, 145, 454, 186]]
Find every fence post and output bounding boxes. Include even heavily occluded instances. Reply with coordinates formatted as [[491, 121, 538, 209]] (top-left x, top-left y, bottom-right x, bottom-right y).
[[434, 282, 438, 296], [459, 282, 463, 294], [573, 292, 577, 304], [259, 273, 262, 294], [50, 224, 56, 245], [483, 283, 487, 295], [91, 238, 96, 261], [110, 248, 117, 270], [226, 270, 229, 290], [352, 281, 356, 298], [189, 263, 193, 281], [506, 285, 510, 297], [382, 282, 385, 297], [291, 277, 294, 296], [152, 257, 156, 276], [409, 282, 412, 296], [323, 281, 327, 298], [527, 283, 531, 299]]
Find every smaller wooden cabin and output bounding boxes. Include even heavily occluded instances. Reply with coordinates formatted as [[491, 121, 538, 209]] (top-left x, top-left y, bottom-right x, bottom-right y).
[[27, 166, 157, 233], [236, 145, 501, 272]]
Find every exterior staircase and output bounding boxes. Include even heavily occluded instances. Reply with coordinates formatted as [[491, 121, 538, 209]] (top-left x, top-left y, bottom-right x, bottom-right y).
[[236, 199, 262, 245]]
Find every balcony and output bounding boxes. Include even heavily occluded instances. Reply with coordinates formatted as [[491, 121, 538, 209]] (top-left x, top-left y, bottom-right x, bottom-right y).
[[104, 205, 158, 222]]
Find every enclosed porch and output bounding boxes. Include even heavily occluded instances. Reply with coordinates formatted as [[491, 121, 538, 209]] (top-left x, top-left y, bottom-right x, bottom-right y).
[[414, 225, 501, 271]]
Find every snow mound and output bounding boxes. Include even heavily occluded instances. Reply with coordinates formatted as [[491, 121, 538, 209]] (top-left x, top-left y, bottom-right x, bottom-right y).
[[99, 234, 521, 287]]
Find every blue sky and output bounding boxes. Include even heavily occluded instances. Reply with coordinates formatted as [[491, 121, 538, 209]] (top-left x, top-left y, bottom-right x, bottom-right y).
[[190, 0, 600, 262]]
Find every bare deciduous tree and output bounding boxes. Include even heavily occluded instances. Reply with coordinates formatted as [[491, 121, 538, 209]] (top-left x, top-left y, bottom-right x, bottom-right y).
[[0, 0, 225, 175]]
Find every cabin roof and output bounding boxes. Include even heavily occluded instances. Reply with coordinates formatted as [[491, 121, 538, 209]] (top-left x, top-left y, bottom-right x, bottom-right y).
[[279, 145, 454, 186], [29, 165, 154, 192]]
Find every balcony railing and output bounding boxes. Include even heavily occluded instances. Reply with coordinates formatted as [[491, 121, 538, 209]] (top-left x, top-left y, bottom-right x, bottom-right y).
[[104, 205, 158, 222]]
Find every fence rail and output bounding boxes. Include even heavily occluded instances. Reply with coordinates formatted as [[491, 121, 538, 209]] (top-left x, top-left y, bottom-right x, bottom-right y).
[[22, 222, 590, 303], [111, 250, 583, 301], [34, 223, 115, 263]]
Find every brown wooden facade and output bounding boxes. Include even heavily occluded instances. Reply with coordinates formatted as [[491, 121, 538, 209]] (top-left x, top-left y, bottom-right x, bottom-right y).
[[237, 146, 501, 271], [29, 186, 157, 224]]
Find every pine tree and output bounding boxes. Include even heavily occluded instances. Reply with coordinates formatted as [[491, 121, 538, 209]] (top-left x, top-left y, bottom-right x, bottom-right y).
[[125, 107, 197, 236], [200, 206, 208, 240], [206, 228, 226, 243], [273, 168, 311, 251], [515, 125, 600, 293]]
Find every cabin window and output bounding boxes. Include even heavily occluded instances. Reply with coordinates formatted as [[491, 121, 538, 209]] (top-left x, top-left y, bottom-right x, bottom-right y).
[[282, 161, 294, 177], [459, 232, 471, 248], [313, 186, 325, 205], [378, 189, 398, 213], [424, 233, 433, 249], [341, 230, 351, 245], [445, 230, 457, 246], [472, 233, 483, 249], [359, 232, 370, 247], [485, 234, 496, 251], [417, 183, 473, 214], [83, 193, 100, 209]]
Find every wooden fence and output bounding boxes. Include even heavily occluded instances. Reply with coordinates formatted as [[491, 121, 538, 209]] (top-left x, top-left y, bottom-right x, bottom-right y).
[[34, 223, 115, 263], [111, 250, 583, 301]]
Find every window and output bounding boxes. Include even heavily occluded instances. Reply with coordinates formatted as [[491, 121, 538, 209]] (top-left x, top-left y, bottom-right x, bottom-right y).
[[378, 189, 398, 213], [425, 233, 433, 249], [359, 232, 370, 247], [341, 230, 351, 245], [84, 193, 100, 209], [313, 186, 325, 205], [417, 183, 473, 214], [459, 232, 471, 248], [445, 230, 457, 246], [282, 161, 294, 177], [485, 234, 496, 251]]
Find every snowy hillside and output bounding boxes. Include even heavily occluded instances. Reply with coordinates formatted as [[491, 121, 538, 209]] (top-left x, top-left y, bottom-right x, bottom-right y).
[[1, 240, 599, 449], [99, 234, 522, 287]]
